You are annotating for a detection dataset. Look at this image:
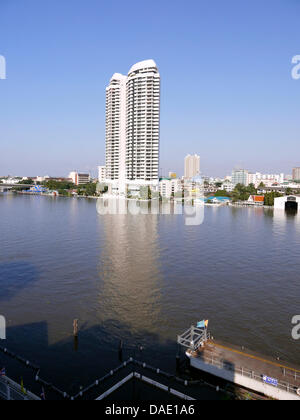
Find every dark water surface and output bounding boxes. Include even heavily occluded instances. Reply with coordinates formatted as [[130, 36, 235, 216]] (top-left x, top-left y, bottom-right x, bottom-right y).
[[0, 194, 299, 397]]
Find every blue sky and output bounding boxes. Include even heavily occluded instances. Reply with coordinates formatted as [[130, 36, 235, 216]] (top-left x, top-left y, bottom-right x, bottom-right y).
[[0, 0, 299, 177]]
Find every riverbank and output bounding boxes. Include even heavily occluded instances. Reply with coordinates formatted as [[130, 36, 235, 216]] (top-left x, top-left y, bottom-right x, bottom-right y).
[[229, 202, 274, 209], [15, 190, 99, 200], [13, 191, 278, 209]]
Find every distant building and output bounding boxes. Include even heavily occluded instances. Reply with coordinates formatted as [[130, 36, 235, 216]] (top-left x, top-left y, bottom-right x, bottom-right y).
[[280, 173, 285, 184], [274, 195, 300, 212], [184, 155, 200, 179], [184, 176, 204, 199], [232, 169, 249, 186], [159, 178, 182, 198], [69, 172, 76, 184], [48, 177, 72, 183], [225, 171, 289, 189], [258, 173, 284, 185], [221, 180, 234, 192], [69, 172, 90, 186], [98, 166, 106, 183], [248, 195, 265, 205], [36, 176, 50, 183], [247, 173, 257, 186], [292, 167, 300, 181], [169, 172, 177, 179], [2, 177, 21, 185]]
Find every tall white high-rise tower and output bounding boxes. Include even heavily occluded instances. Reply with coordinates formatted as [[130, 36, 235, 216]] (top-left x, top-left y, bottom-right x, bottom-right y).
[[105, 73, 127, 190], [105, 60, 160, 194], [126, 60, 160, 183]]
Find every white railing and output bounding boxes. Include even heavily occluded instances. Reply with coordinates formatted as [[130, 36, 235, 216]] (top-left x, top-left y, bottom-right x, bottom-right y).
[[201, 355, 300, 396], [95, 372, 195, 401], [0, 376, 40, 400]]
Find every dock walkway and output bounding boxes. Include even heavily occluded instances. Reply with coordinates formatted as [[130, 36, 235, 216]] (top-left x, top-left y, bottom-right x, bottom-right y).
[[188, 340, 300, 400], [0, 376, 40, 400]]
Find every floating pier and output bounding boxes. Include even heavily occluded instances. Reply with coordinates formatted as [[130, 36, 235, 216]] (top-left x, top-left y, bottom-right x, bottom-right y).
[[0, 375, 40, 400], [178, 325, 300, 401]]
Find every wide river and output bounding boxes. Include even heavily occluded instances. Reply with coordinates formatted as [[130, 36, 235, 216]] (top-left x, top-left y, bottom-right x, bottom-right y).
[[0, 194, 299, 398]]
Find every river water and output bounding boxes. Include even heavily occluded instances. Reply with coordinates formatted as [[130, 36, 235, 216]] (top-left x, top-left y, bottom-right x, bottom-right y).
[[0, 194, 299, 398]]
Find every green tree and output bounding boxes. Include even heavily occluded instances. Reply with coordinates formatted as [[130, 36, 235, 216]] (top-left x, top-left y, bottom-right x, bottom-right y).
[[58, 189, 69, 197], [214, 190, 231, 198], [44, 180, 75, 191], [84, 183, 97, 197], [264, 192, 282, 206], [232, 183, 258, 202], [247, 183, 257, 195], [19, 178, 34, 185]]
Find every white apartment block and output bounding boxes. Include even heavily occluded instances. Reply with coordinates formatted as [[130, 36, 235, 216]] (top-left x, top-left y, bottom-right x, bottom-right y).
[[105, 73, 127, 189], [232, 169, 249, 186], [184, 154, 200, 179], [247, 173, 257, 186], [98, 166, 106, 183], [221, 180, 234, 192], [69, 171, 77, 184], [247, 172, 285, 188], [159, 178, 183, 198], [105, 60, 160, 195], [126, 61, 160, 184]]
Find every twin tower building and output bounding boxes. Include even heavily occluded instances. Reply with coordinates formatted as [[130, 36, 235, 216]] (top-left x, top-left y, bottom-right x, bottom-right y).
[[105, 60, 160, 195]]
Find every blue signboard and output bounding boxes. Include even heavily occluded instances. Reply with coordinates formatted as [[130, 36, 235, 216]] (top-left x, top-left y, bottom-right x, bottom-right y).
[[263, 375, 278, 387]]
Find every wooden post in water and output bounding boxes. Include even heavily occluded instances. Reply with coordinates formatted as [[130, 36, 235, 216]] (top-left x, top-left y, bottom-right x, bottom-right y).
[[73, 319, 79, 337], [176, 344, 181, 371], [73, 319, 79, 352], [118, 340, 123, 362]]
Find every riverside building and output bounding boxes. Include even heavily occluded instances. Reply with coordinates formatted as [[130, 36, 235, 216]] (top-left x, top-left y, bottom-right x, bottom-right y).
[[105, 60, 160, 196]]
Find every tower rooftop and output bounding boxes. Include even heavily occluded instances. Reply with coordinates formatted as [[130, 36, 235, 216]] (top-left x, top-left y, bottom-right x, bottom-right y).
[[128, 60, 158, 75]]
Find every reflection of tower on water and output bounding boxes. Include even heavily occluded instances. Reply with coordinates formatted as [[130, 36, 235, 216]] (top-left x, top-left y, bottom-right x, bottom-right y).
[[96, 210, 163, 340]]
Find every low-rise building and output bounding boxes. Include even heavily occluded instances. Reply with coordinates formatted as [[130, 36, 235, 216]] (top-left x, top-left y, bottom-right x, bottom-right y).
[[274, 195, 300, 211], [221, 180, 234, 192], [36, 176, 50, 183], [1, 177, 22, 185], [248, 195, 265, 205], [159, 178, 183, 198], [69, 172, 90, 186], [169, 172, 177, 179]]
